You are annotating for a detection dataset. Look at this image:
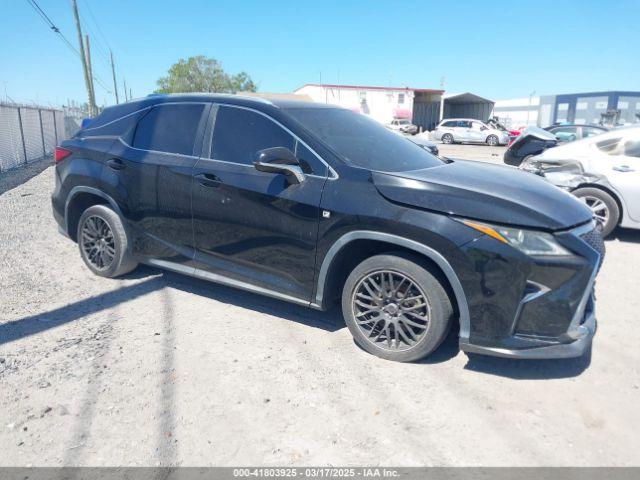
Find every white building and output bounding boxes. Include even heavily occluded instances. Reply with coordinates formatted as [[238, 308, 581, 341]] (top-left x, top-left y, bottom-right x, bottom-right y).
[[294, 83, 443, 128], [491, 96, 541, 130]]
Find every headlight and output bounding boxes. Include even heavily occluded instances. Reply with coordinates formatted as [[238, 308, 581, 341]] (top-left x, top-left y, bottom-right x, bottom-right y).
[[460, 220, 571, 256]]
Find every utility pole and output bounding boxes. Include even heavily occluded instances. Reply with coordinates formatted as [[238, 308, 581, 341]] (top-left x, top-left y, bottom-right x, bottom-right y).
[[123, 78, 128, 101], [70, 0, 96, 116], [110, 50, 119, 104], [84, 35, 97, 113], [129, 88, 132, 100]]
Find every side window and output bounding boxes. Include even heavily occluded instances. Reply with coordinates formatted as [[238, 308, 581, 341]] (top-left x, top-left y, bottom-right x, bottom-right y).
[[295, 141, 327, 176], [441, 121, 456, 128], [623, 140, 640, 158], [211, 106, 295, 165], [582, 127, 604, 138], [458, 121, 471, 128], [133, 104, 205, 155]]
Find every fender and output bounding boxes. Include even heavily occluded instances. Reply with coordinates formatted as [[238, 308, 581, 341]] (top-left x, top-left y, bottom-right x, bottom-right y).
[[64, 186, 125, 234], [315, 230, 471, 340]]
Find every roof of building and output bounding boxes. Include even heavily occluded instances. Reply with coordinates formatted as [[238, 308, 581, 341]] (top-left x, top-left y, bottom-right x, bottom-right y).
[[443, 92, 494, 104], [296, 83, 444, 94]]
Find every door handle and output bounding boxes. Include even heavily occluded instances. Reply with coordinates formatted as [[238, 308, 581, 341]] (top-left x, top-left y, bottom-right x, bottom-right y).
[[106, 158, 126, 170], [194, 173, 222, 187], [613, 165, 634, 172]]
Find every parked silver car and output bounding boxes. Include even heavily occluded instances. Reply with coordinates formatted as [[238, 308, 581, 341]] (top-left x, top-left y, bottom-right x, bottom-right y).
[[432, 118, 510, 146], [520, 126, 640, 236]]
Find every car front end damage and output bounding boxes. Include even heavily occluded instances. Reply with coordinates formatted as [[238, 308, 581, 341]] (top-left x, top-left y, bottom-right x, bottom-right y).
[[519, 156, 607, 190]]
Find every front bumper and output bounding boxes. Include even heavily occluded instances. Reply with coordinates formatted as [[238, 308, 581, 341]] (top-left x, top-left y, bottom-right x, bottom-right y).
[[454, 221, 603, 360], [460, 303, 596, 359]]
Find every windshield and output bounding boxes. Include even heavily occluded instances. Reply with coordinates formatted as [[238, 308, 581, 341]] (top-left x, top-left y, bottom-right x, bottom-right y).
[[285, 108, 443, 172]]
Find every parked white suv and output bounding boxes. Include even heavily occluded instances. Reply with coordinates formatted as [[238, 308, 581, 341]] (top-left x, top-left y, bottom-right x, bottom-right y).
[[432, 118, 510, 146]]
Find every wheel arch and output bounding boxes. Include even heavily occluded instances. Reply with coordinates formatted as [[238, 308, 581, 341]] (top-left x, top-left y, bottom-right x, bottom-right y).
[[571, 183, 624, 225], [315, 231, 471, 340], [65, 186, 124, 241]]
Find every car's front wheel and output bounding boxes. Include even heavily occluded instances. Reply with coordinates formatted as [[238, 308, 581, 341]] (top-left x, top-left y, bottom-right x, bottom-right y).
[[572, 187, 620, 237], [77, 204, 138, 278], [441, 133, 454, 144], [486, 134, 499, 146], [342, 253, 453, 362]]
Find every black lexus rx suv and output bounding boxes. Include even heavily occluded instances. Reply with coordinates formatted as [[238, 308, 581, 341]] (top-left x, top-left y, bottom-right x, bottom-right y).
[[52, 94, 604, 362]]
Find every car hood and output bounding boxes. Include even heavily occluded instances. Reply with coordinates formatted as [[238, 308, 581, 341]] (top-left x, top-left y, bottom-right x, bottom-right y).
[[372, 160, 593, 230]]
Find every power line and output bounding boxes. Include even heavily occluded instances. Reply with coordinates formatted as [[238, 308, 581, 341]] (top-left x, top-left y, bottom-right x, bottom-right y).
[[24, 0, 113, 95], [26, 0, 80, 57], [81, 0, 112, 51]]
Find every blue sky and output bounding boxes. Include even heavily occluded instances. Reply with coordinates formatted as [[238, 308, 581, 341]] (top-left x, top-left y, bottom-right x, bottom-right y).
[[1, 0, 638, 107]]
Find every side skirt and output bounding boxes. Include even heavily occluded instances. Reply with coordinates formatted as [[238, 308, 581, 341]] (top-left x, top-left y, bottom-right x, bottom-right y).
[[144, 258, 323, 310]]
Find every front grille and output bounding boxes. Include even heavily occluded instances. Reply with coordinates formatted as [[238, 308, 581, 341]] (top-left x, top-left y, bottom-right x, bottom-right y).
[[580, 227, 606, 269]]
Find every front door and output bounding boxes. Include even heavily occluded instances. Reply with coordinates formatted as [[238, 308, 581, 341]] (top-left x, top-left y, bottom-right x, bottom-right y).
[[456, 120, 473, 142], [606, 139, 640, 222], [107, 102, 210, 265], [469, 121, 487, 143], [191, 105, 329, 301]]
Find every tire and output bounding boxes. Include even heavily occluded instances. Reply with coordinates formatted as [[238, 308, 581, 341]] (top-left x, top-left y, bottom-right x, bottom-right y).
[[486, 135, 499, 146], [572, 187, 620, 237], [342, 253, 453, 362], [77, 204, 138, 278], [441, 133, 454, 144]]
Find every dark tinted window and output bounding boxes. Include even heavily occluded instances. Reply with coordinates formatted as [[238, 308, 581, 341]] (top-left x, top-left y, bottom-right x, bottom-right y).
[[295, 141, 326, 175], [441, 121, 457, 127], [624, 140, 640, 158], [133, 104, 205, 155], [457, 121, 471, 128], [211, 106, 294, 165], [285, 107, 442, 172]]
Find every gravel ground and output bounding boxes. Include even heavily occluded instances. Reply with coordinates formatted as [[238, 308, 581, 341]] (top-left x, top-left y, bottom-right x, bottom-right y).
[[1, 158, 639, 466]]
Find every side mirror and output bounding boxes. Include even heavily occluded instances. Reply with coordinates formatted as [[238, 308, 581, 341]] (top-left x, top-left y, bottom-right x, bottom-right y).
[[253, 147, 305, 184]]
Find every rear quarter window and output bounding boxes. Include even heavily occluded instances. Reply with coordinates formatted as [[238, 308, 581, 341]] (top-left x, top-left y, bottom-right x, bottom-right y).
[[132, 103, 205, 155]]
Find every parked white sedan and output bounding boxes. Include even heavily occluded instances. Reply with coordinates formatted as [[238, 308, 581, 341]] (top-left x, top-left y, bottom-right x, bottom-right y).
[[520, 126, 640, 236]]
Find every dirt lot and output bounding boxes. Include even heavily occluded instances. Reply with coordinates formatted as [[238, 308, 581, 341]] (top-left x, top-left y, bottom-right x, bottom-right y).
[[1, 153, 639, 466]]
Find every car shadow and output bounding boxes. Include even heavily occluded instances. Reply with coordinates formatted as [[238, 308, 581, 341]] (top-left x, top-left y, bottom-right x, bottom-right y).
[[2, 264, 592, 379], [609, 227, 640, 244], [130, 265, 345, 333]]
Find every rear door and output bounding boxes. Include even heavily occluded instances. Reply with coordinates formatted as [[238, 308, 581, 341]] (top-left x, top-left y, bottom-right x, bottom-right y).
[[107, 102, 210, 265], [190, 104, 329, 301]]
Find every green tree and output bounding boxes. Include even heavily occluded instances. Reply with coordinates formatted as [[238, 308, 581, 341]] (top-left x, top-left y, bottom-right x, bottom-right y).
[[155, 55, 257, 94]]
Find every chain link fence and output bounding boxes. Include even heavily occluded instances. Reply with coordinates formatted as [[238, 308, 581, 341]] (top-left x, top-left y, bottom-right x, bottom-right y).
[[0, 102, 82, 174]]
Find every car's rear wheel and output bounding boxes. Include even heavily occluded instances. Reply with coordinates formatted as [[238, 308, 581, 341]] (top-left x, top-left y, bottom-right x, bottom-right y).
[[77, 204, 138, 278], [572, 187, 620, 237], [441, 133, 454, 144], [486, 135, 499, 146], [342, 253, 453, 362]]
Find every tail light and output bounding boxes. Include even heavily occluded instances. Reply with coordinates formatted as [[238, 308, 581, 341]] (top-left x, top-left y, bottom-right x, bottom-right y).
[[54, 146, 72, 163]]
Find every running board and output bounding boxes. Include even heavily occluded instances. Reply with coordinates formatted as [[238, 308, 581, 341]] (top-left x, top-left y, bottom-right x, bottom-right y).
[[144, 258, 323, 310]]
